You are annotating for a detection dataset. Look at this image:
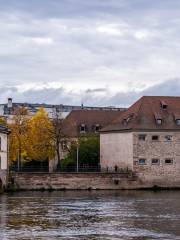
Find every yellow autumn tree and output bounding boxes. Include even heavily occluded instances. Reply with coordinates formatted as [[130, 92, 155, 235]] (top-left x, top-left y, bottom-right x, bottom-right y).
[[9, 107, 29, 165], [0, 117, 7, 126], [26, 108, 55, 162]]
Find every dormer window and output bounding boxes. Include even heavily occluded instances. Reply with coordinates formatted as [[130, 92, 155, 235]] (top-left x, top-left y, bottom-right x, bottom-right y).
[[156, 119, 162, 125], [174, 113, 180, 125], [95, 124, 100, 132], [176, 119, 180, 126], [80, 124, 86, 133], [154, 113, 162, 125], [161, 100, 168, 110], [123, 113, 134, 125]]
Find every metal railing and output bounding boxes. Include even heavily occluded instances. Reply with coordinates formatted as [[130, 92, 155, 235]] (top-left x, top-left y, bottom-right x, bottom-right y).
[[10, 165, 130, 174]]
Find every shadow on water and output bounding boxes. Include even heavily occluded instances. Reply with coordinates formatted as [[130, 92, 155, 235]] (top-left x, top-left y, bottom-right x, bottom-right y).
[[0, 190, 180, 240]]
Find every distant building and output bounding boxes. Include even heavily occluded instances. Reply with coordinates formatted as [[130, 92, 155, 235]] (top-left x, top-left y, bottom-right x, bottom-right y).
[[60, 109, 125, 160], [0, 98, 126, 123], [100, 96, 180, 187], [0, 125, 10, 190]]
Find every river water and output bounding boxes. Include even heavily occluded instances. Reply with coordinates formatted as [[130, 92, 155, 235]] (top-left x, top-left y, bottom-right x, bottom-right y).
[[0, 191, 180, 240]]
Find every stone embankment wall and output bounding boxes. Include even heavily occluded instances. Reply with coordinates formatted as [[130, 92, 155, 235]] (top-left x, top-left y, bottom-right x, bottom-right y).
[[10, 172, 180, 190], [0, 170, 8, 193], [11, 172, 141, 190]]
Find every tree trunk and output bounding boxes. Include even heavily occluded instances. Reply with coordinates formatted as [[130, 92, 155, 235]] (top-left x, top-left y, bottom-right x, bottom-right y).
[[56, 140, 61, 171]]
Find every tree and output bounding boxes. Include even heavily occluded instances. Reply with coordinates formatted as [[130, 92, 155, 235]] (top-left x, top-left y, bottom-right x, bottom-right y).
[[26, 108, 55, 162], [62, 136, 100, 171], [51, 108, 64, 169], [9, 107, 29, 166], [0, 117, 7, 126], [50, 107, 76, 170]]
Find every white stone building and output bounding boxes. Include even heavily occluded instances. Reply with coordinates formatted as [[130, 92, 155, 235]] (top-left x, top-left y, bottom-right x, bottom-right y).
[[100, 96, 180, 188], [0, 125, 10, 190], [0, 98, 125, 122]]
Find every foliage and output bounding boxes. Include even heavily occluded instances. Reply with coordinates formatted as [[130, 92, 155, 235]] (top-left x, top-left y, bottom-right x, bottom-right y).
[[9, 107, 29, 164], [27, 108, 55, 161], [0, 117, 7, 126], [9, 107, 56, 165], [60, 157, 76, 171], [63, 136, 100, 169], [50, 109, 64, 167]]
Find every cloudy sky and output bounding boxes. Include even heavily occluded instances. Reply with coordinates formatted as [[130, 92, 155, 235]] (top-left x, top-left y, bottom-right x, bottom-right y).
[[0, 0, 180, 107]]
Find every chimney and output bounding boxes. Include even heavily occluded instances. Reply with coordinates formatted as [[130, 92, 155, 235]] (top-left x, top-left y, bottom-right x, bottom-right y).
[[8, 98, 13, 108]]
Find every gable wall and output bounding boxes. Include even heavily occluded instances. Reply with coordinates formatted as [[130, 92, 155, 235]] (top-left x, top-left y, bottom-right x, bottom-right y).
[[0, 133, 8, 170], [100, 132, 133, 171]]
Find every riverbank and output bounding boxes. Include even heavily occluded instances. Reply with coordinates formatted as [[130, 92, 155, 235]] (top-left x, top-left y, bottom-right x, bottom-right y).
[[7, 172, 180, 191], [9, 172, 140, 191], [8, 172, 180, 191]]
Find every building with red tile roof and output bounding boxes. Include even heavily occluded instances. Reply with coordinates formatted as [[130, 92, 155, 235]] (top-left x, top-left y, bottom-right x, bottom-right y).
[[60, 109, 125, 160], [62, 109, 125, 137], [100, 96, 180, 188]]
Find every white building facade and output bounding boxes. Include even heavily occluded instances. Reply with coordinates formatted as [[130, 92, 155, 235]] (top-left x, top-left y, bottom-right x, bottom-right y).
[[0, 126, 10, 190]]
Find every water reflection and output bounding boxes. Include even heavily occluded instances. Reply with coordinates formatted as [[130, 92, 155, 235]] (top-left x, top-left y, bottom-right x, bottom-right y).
[[0, 191, 180, 240]]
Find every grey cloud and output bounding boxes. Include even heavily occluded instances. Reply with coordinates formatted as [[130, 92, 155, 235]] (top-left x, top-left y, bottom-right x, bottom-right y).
[[0, 79, 179, 108], [0, 0, 180, 101], [104, 79, 180, 107], [86, 88, 107, 93]]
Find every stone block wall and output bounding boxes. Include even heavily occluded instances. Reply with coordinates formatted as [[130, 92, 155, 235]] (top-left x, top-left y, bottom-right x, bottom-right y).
[[0, 170, 8, 190], [11, 172, 141, 190], [133, 131, 180, 187]]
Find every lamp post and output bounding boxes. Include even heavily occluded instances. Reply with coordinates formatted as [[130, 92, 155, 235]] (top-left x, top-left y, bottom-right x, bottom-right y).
[[76, 143, 79, 172], [17, 149, 20, 172], [75, 138, 80, 172]]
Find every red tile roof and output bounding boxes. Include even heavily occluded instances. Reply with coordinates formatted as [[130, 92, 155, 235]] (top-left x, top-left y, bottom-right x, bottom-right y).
[[61, 109, 124, 137], [101, 96, 180, 132]]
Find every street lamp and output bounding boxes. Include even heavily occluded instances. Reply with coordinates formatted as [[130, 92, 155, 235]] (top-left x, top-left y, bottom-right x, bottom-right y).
[[76, 140, 79, 172]]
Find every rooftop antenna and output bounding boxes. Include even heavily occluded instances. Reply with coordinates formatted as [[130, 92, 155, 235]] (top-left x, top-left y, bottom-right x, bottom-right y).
[[8, 98, 13, 108], [81, 101, 84, 109]]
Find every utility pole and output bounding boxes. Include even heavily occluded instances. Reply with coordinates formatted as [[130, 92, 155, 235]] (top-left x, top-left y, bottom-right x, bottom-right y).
[[17, 149, 20, 172], [76, 144, 79, 172]]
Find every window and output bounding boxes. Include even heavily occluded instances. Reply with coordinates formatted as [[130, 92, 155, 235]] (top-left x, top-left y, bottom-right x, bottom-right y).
[[114, 165, 118, 172], [80, 124, 86, 133], [61, 141, 67, 151], [162, 105, 167, 110], [156, 119, 162, 125], [138, 134, 146, 141], [165, 135, 172, 141], [161, 101, 168, 110], [138, 159, 146, 165], [176, 119, 180, 126], [95, 124, 100, 132], [152, 135, 159, 141], [151, 159, 160, 165], [165, 159, 173, 165]]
